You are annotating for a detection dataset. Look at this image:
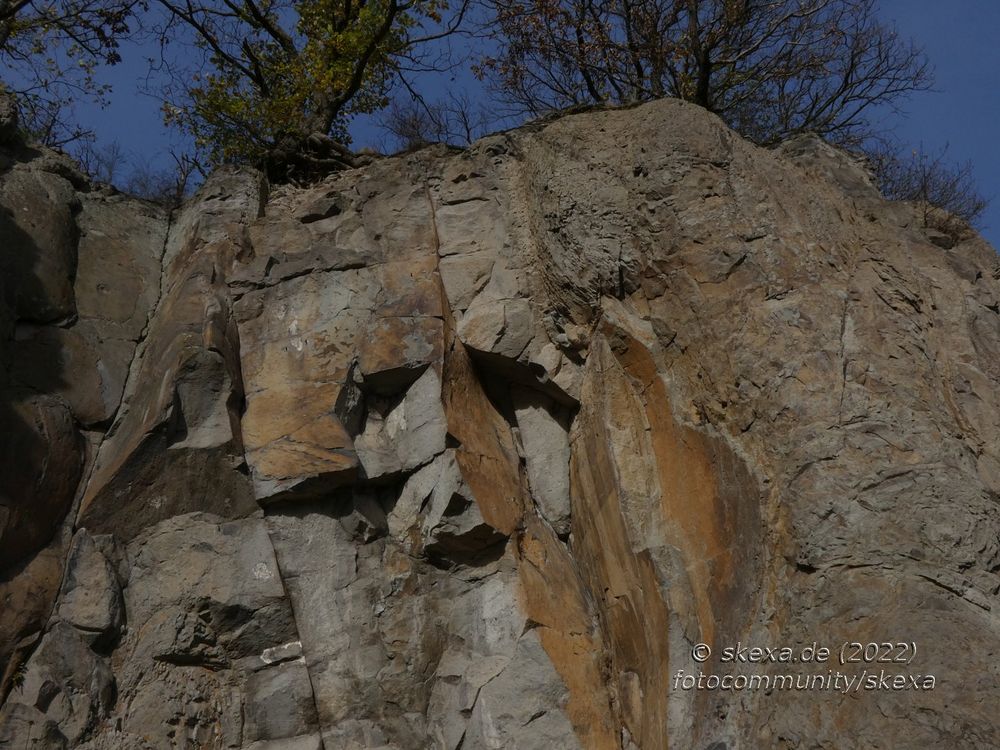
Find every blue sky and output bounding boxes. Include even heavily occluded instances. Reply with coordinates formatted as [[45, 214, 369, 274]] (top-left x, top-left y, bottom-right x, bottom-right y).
[[71, 2, 999, 246], [875, 0, 1000, 245]]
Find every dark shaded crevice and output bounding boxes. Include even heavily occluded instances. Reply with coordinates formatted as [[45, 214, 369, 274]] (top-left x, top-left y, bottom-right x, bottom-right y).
[[464, 347, 580, 416], [425, 529, 509, 571], [299, 201, 343, 224], [0, 156, 165, 703]]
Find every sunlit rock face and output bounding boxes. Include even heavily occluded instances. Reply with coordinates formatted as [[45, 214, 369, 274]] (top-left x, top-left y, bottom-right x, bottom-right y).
[[2, 97, 1000, 750]]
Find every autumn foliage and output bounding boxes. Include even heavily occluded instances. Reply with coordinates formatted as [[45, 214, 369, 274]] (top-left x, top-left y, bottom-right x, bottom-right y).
[[153, 0, 462, 177]]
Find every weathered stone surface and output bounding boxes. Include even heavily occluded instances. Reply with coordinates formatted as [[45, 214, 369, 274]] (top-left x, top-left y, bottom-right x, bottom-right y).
[[53, 191, 168, 426], [10, 324, 132, 428], [0, 536, 66, 700], [54, 530, 123, 648], [0, 157, 167, 695], [123, 513, 294, 655], [438, 250, 494, 311], [357, 315, 444, 394], [464, 630, 582, 750], [76, 170, 257, 539], [458, 295, 534, 361], [0, 702, 69, 749], [73, 193, 164, 336], [234, 266, 372, 502], [102, 512, 300, 747], [0, 622, 114, 745], [4, 97, 1000, 749], [390, 449, 506, 560], [243, 737, 323, 750], [242, 660, 318, 743]]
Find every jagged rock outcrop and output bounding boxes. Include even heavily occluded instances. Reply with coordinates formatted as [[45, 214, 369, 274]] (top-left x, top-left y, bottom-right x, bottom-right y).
[[2, 98, 1000, 749]]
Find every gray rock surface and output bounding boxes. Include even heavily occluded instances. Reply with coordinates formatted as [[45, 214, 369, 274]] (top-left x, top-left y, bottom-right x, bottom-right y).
[[512, 386, 572, 535], [54, 530, 123, 648], [355, 366, 448, 480], [6, 622, 115, 745], [3, 98, 1000, 749]]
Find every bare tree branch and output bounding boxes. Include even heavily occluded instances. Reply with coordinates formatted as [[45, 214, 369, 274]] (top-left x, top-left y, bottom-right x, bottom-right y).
[[482, 0, 932, 147]]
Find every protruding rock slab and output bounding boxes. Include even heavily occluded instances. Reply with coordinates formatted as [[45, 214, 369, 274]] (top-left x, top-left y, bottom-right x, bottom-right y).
[[355, 366, 448, 481], [357, 315, 444, 394], [235, 248, 447, 501], [512, 385, 572, 535], [234, 267, 370, 502]]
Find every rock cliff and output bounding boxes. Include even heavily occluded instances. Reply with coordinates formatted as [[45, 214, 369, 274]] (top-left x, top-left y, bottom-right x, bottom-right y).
[[2, 98, 1000, 749]]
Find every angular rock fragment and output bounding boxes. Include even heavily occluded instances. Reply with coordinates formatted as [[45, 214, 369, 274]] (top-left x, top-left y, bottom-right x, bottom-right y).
[[235, 267, 371, 503], [390, 450, 508, 561], [512, 386, 572, 535], [357, 316, 444, 394], [1, 623, 114, 745], [55, 530, 123, 649], [355, 366, 447, 480], [464, 630, 582, 750], [243, 660, 319, 744]]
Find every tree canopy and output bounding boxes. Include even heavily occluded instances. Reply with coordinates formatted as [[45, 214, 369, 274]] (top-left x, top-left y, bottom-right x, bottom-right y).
[[3, 0, 989, 229], [151, 0, 465, 178], [480, 0, 932, 148], [0, 0, 130, 144]]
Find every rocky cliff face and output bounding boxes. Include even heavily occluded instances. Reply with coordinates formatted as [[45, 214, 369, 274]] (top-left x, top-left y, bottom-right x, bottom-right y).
[[2, 98, 1000, 750]]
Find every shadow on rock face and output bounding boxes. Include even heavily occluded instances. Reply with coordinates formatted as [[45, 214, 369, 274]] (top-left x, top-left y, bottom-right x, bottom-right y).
[[0, 175, 82, 570], [0, 143, 85, 698]]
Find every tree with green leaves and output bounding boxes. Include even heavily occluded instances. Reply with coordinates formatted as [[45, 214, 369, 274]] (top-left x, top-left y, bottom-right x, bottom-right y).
[[151, 0, 467, 179], [480, 0, 932, 149], [0, 0, 131, 145]]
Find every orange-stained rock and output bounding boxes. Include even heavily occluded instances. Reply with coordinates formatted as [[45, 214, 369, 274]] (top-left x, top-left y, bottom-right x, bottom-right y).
[[442, 331, 525, 536], [568, 338, 673, 750], [358, 316, 445, 394], [515, 516, 620, 750]]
